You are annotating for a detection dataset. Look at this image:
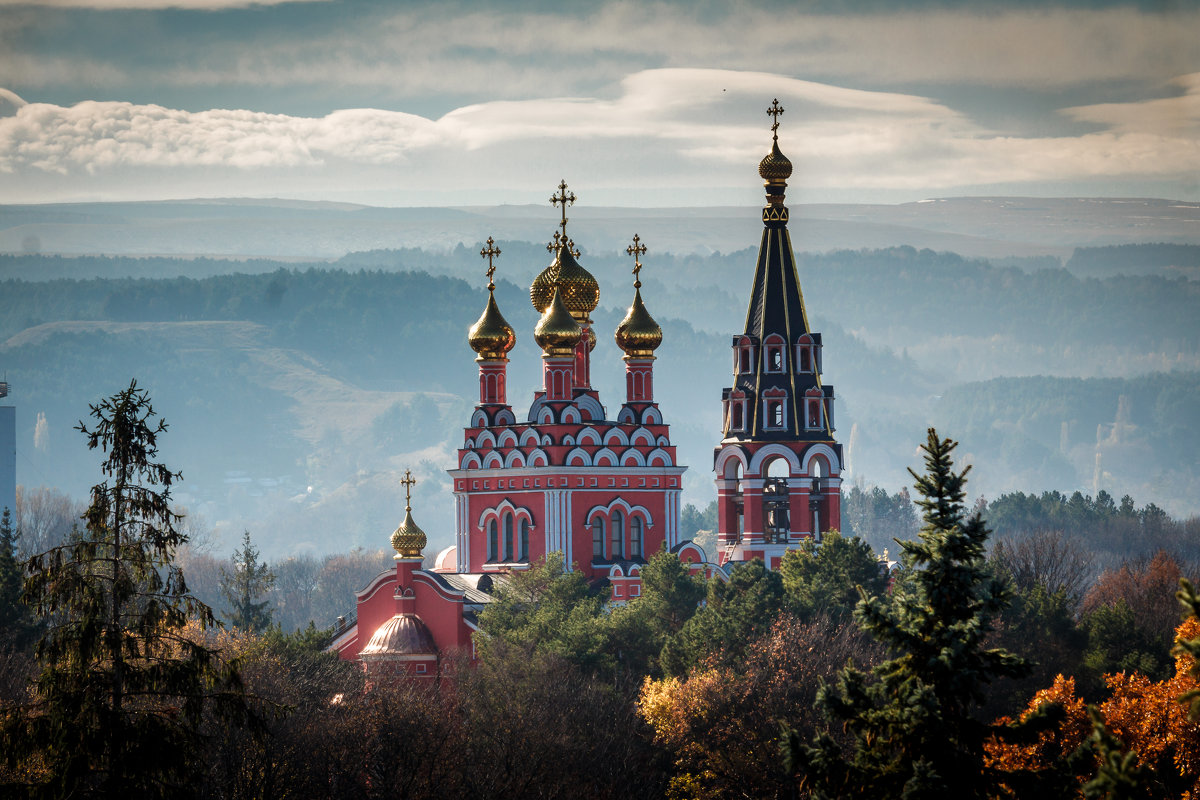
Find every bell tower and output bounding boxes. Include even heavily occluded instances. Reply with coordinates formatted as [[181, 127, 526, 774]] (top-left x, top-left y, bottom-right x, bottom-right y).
[[713, 99, 842, 569]]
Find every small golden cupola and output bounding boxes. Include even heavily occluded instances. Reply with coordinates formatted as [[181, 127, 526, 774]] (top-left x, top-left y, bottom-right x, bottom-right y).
[[534, 286, 582, 357], [467, 237, 516, 361], [759, 98, 793, 207], [615, 234, 662, 359], [530, 181, 600, 323], [390, 469, 427, 559]]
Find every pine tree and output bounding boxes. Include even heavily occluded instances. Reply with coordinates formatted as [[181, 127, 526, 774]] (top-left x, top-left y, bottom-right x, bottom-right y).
[[0, 380, 255, 798], [0, 507, 36, 649], [220, 530, 275, 633], [788, 428, 1033, 799]]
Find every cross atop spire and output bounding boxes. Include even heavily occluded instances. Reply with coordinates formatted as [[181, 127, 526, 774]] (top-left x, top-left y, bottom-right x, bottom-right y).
[[626, 234, 647, 289], [550, 180, 576, 239], [767, 98, 785, 141], [400, 469, 417, 511], [480, 236, 501, 291]]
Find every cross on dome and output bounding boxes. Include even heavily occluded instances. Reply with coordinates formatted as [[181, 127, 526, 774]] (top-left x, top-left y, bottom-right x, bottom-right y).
[[400, 469, 417, 511], [767, 98, 785, 141], [480, 236, 501, 291], [550, 180, 576, 239], [626, 234, 647, 289], [546, 231, 564, 254]]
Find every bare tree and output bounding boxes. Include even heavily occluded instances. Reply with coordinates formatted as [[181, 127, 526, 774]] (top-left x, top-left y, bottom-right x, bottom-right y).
[[992, 530, 1094, 608], [14, 486, 85, 558]]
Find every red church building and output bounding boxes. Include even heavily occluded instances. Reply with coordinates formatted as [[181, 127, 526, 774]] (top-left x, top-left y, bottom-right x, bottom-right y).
[[333, 102, 842, 677]]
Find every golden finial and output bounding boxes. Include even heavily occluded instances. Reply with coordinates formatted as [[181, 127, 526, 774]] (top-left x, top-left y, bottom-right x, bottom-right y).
[[550, 180, 576, 240], [480, 236, 501, 291], [767, 98, 785, 141], [390, 469, 426, 558], [546, 231, 563, 254], [626, 234, 647, 289], [567, 239, 581, 258]]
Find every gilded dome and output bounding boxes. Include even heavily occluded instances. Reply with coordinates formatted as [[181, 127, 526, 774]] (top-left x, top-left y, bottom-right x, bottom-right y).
[[758, 138, 793, 184], [530, 247, 600, 321], [615, 288, 663, 358], [390, 507, 427, 559], [468, 292, 516, 361], [534, 287, 582, 357], [360, 613, 436, 658]]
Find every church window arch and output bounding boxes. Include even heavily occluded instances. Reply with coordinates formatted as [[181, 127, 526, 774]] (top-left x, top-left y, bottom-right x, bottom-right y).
[[764, 334, 786, 372], [487, 519, 498, 562], [630, 517, 644, 559], [519, 519, 531, 561], [611, 510, 624, 559], [503, 514, 515, 561], [592, 517, 605, 559]]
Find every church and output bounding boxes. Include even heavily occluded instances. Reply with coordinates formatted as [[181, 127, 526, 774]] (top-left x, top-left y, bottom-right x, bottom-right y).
[[331, 102, 844, 679]]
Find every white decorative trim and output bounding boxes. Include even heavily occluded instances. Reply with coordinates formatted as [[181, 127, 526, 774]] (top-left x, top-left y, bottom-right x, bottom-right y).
[[482, 452, 503, 469], [460, 452, 482, 470], [471, 409, 488, 427], [503, 450, 526, 468], [520, 428, 540, 447], [494, 408, 516, 425], [565, 447, 591, 467], [575, 394, 604, 421], [603, 427, 630, 447], [561, 405, 581, 424], [620, 449, 646, 467], [630, 427, 655, 447], [577, 428, 602, 446], [802, 442, 842, 476], [475, 430, 497, 449], [593, 447, 618, 467], [641, 406, 663, 425], [748, 444, 802, 475], [497, 430, 518, 449], [646, 447, 672, 467]]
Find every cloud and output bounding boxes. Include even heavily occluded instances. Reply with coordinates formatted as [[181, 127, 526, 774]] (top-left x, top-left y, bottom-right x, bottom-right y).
[[2, 68, 1198, 203], [0, 0, 324, 8]]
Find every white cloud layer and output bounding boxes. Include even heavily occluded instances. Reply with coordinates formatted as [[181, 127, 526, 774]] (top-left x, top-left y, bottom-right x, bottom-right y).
[[3, 68, 1198, 204]]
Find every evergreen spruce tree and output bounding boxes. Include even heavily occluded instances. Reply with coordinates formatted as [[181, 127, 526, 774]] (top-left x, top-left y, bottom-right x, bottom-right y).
[[0, 507, 36, 649], [0, 380, 254, 799], [788, 429, 1033, 799], [220, 530, 275, 633]]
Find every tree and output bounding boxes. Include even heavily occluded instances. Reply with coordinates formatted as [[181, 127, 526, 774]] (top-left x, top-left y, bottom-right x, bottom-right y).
[[789, 428, 1033, 799], [606, 550, 705, 680], [220, 530, 275, 633], [0, 508, 36, 650], [660, 558, 786, 677], [779, 529, 887, 621], [0, 380, 253, 798]]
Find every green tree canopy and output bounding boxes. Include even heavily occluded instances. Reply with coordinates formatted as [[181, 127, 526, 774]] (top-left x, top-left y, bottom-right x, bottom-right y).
[[220, 530, 275, 633], [779, 529, 887, 621]]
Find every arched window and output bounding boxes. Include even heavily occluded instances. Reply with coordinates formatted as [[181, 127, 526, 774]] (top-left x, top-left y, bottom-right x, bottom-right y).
[[487, 519, 498, 561], [800, 348, 812, 372], [503, 514, 514, 561], [592, 517, 605, 559], [631, 517, 644, 559], [611, 510, 624, 559], [732, 402, 744, 431], [739, 348, 750, 374], [519, 519, 530, 561], [771, 402, 784, 428]]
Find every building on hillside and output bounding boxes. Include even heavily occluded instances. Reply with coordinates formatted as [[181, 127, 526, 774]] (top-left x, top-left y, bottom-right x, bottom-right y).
[[714, 100, 843, 569], [334, 101, 844, 678]]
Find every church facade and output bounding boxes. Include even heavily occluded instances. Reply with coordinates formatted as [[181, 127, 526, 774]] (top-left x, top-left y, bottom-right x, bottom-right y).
[[333, 103, 842, 678]]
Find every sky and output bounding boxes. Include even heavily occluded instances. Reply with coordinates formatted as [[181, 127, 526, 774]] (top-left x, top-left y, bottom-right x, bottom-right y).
[[1, 0, 1198, 207]]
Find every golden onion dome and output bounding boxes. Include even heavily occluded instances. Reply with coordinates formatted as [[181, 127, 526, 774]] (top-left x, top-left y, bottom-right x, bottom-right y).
[[586, 325, 597, 352], [530, 247, 600, 321], [390, 506, 427, 559], [615, 288, 663, 358], [534, 287, 582, 357], [759, 138, 793, 185], [468, 291, 516, 361]]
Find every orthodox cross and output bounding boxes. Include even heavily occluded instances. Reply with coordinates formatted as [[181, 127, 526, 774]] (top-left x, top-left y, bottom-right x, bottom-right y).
[[400, 469, 417, 510], [626, 234, 647, 289], [480, 236, 501, 291], [550, 180, 575, 239], [567, 238, 581, 258], [546, 231, 564, 254], [767, 98, 784, 141]]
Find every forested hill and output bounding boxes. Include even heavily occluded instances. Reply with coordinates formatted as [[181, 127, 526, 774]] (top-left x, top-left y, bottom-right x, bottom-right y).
[[1, 249, 1197, 557]]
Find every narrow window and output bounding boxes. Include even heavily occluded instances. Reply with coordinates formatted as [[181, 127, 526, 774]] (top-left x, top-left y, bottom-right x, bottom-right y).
[[611, 510, 624, 559], [592, 517, 605, 558], [808, 399, 820, 428], [800, 348, 811, 372], [519, 519, 530, 561], [732, 402, 744, 430], [631, 517, 643, 559], [487, 520, 498, 561], [503, 514, 514, 561], [739, 348, 750, 373], [771, 402, 784, 428], [769, 347, 782, 371]]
